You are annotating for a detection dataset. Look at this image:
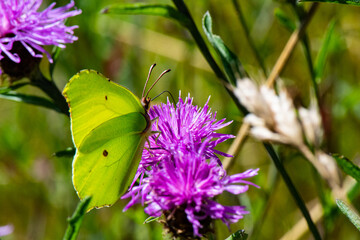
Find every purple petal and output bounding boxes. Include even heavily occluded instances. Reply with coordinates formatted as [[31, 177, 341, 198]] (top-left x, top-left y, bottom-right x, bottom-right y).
[[0, 0, 81, 64]]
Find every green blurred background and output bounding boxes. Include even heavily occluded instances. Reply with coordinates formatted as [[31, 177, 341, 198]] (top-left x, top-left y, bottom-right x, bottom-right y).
[[1, 0, 360, 239]]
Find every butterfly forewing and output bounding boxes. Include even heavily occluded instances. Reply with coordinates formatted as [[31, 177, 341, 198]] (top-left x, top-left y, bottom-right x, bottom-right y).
[[63, 69, 144, 148]]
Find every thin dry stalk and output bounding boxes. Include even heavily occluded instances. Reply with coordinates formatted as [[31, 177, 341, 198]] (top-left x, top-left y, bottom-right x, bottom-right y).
[[266, 3, 319, 88], [223, 123, 250, 170]]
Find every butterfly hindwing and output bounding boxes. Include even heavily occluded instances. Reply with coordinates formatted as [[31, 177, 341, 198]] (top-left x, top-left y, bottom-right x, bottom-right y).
[[74, 112, 147, 209]]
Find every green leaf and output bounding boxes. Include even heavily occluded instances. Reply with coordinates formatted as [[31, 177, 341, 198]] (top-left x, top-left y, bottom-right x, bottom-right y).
[[225, 230, 248, 240], [102, 3, 189, 27], [300, 0, 360, 6], [53, 148, 76, 158], [0, 83, 29, 94], [63, 196, 92, 240], [0, 91, 62, 113], [336, 199, 360, 231], [202, 12, 246, 85], [274, 8, 296, 32], [143, 216, 159, 224], [314, 20, 336, 83], [333, 154, 360, 182]]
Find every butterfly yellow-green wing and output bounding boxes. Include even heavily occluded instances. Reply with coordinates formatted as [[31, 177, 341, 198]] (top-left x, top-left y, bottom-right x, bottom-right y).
[[63, 70, 150, 211]]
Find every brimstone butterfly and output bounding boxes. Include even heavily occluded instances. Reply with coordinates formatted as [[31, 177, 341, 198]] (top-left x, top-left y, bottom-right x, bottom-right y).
[[63, 64, 169, 211]]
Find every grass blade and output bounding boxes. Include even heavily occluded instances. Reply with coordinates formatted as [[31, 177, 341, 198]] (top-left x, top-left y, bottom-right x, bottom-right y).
[[300, 0, 360, 6], [333, 154, 360, 183], [274, 8, 296, 32], [314, 20, 336, 83], [225, 230, 248, 240], [102, 3, 189, 27], [336, 199, 360, 231]]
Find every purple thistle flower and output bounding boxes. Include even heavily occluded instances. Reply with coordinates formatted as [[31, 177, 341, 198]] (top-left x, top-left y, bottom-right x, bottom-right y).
[[0, 0, 81, 65], [137, 93, 234, 177], [123, 92, 259, 237], [123, 145, 259, 238]]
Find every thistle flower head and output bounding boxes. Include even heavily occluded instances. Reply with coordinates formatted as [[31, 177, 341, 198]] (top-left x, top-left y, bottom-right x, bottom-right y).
[[123, 93, 259, 238], [123, 145, 259, 238], [138, 93, 234, 175], [0, 0, 81, 77]]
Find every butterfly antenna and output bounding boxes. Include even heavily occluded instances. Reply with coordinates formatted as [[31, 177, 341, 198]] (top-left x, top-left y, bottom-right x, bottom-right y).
[[145, 69, 171, 99], [152, 90, 175, 103], [142, 63, 157, 98]]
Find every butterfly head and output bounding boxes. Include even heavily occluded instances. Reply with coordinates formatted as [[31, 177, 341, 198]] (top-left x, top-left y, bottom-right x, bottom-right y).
[[141, 96, 151, 112]]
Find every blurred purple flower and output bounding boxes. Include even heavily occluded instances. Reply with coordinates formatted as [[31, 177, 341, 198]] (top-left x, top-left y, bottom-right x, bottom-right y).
[[0, 224, 13, 237], [0, 0, 81, 64], [123, 145, 259, 237], [137, 93, 234, 177]]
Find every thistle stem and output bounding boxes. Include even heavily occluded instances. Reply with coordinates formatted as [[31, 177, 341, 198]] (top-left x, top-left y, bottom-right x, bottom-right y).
[[264, 144, 322, 240], [30, 68, 69, 116], [301, 35, 320, 103]]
